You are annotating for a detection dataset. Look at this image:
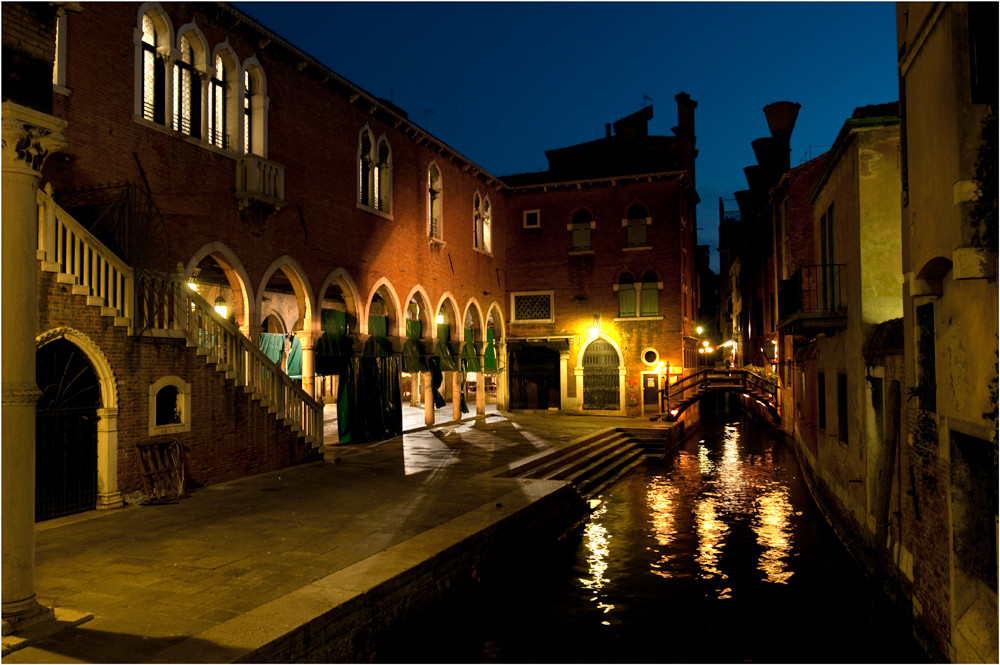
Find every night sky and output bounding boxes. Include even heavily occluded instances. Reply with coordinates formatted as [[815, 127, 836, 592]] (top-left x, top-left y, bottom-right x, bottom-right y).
[[233, 1, 899, 272]]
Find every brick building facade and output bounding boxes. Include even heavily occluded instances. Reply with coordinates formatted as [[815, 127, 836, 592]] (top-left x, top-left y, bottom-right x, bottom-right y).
[[2, 0, 700, 536]]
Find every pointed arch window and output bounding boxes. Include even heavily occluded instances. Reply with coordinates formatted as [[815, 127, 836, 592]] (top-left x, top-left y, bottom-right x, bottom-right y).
[[243, 69, 253, 154], [172, 34, 200, 137], [571, 209, 593, 251], [482, 197, 492, 253], [141, 14, 166, 124], [625, 203, 649, 247], [473, 193, 483, 249], [358, 129, 374, 207], [640, 270, 660, 316], [374, 138, 392, 212], [428, 164, 442, 240], [208, 54, 227, 148], [618, 272, 636, 317]]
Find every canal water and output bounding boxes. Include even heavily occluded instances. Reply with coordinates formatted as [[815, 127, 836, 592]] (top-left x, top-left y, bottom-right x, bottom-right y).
[[380, 403, 929, 663]]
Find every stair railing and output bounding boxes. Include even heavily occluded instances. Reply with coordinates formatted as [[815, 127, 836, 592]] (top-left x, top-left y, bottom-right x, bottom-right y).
[[134, 276, 324, 447], [36, 184, 133, 322]]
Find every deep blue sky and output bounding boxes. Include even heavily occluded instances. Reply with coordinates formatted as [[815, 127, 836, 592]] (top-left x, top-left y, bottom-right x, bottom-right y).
[[234, 2, 899, 272]]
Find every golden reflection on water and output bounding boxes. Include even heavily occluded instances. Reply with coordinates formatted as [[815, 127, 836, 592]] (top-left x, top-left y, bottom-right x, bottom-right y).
[[579, 503, 615, 620], [754, 485, 794, 583], [644, 421, 795, 594]]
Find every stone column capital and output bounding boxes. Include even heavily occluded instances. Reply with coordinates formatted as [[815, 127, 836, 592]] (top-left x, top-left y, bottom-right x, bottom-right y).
[[293, 329, 323, 349], [2, 102, 68, 177]]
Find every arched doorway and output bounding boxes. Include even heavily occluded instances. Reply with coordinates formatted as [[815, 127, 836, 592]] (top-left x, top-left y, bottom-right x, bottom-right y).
[[35, 339, 101, 521], [582, 337, 621, 411]]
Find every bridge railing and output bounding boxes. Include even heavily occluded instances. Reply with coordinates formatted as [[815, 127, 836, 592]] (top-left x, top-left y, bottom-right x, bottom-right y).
[[662, 368, 779, 415]]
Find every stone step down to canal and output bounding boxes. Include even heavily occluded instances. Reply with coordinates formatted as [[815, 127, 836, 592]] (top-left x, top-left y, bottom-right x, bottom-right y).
[[487, 426, 671, 498]]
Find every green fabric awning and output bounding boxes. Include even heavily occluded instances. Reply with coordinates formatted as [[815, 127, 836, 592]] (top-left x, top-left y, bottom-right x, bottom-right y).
[[435, 323, 457, 371], [461, 327, 481, 372], [363, 315, 392, 357], [483, 327, 498, 373], [259, 333, 284, 365], [401, 320, 426, 372], [316, 309, 350, 375], [286, 335, 303, 378]]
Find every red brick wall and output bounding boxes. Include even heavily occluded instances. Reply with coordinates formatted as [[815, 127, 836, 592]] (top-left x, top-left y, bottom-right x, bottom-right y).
[[37, 270, 318, 494], [46, 2, 506, 338], [505, 177, 697, 396]]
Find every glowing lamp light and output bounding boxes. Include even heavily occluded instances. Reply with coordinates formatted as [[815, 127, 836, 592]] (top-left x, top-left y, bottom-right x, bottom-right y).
[[588, 326, 600, 339], [187, 281, 198, 292], [706, 347, 715, 353], [435, 314, 445, 325], [702, 340, 710, 347], [213, 296, 228, 319], [670, 409, 679, 417], [696, 326, 704, 335], [698, 348, 705, 354]]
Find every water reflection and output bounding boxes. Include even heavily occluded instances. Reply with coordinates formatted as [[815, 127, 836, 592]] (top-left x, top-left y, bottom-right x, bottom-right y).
[[578, 503, 615, 623], [755, 485, 794, 583], [643, 419, 795, 594]]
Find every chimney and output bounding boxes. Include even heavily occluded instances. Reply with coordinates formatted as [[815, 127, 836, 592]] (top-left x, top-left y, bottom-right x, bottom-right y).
[[762, 101, 800, 141], [762, 101, 800, 173], [674, 91, 697, 139]]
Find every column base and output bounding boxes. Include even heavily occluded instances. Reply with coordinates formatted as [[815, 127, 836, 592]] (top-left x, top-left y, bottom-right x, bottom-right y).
[[96, 491, 123, 510], [2, 597, 53, 636]]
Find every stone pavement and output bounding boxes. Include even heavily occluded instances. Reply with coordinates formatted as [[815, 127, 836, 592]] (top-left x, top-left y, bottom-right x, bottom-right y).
[[4, 407, 666, 663]]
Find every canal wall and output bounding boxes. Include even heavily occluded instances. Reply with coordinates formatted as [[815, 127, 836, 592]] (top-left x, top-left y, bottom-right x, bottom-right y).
[[146, 479, 589, 663], [783, 429, 945, 662]]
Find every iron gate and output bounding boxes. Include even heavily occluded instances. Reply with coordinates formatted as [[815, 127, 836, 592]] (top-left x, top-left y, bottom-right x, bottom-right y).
[[36, 339, 100, 522], [583, 338, 620, 410], [509, 346, 560, 410]]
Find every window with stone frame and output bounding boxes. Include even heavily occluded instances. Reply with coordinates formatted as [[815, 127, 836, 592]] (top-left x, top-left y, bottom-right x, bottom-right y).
[[571, 209, 593, 250], [172, 34, 201, 138], [141, 12, 167, 125], [511, 292, 554, 323], [428, 163, 443, 240], [625, 203, 649, 247]]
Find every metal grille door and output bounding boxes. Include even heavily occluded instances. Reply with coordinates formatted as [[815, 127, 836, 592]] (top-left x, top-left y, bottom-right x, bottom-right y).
[[583, 339, 620, 410], [35, 339, 100, 522]]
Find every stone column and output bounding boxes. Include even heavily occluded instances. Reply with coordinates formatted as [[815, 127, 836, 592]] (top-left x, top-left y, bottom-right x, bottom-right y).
[[423, 372, 435, 427], [452, 370, 462, 421], [95, 408, 123, 510], [2, 101, 67, 633], [475, 369, 486, 417], [295, 329, 322, 398]]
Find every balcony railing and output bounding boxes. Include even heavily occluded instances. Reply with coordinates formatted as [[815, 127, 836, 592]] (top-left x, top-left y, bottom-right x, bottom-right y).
[[777, 264, 847, 334], [236, 155, 285, 209]]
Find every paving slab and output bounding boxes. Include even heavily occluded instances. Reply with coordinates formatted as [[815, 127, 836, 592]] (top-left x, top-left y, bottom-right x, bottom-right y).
[[3, 409, 669, 662]]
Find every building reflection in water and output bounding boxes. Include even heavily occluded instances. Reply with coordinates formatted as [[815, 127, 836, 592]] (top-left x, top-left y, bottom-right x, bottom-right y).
[[643, 419, 795, 594]]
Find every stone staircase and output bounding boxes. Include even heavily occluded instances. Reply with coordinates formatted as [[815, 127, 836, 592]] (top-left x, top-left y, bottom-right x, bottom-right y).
[[35, 186, 323, 448], [495, 427, 670, 498]]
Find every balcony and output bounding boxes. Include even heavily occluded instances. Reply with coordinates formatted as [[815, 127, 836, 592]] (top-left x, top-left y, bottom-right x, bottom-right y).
[[236, 155, 286, 211], [777, 264, 847, 335]]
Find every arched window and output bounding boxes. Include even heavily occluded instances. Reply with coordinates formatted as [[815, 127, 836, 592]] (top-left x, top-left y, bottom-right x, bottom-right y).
[[482, 197, 492, 253], [141, 13, 166, 124], [640, 270, 660, 316], [428, 164, 442, 240], [172, 34, 201, 138], [571, 209, 593, 250], [243, 68, 253, 153], [618, 272, 636, 317], [240, 62, 268, 156], [473, 193, 482, 249], [374, 138, 392, 212], [148, 376, 191, 436], [358, 128, 374, 207], [626, 203, 649, 247], [208, 53, 226, 148]]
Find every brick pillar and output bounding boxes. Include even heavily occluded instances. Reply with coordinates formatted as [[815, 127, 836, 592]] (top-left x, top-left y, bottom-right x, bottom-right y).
[[2, 101, 66, 633]]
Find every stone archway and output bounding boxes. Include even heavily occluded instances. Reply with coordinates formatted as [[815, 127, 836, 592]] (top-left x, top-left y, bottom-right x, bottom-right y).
[[36, 328, 122, 513]]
